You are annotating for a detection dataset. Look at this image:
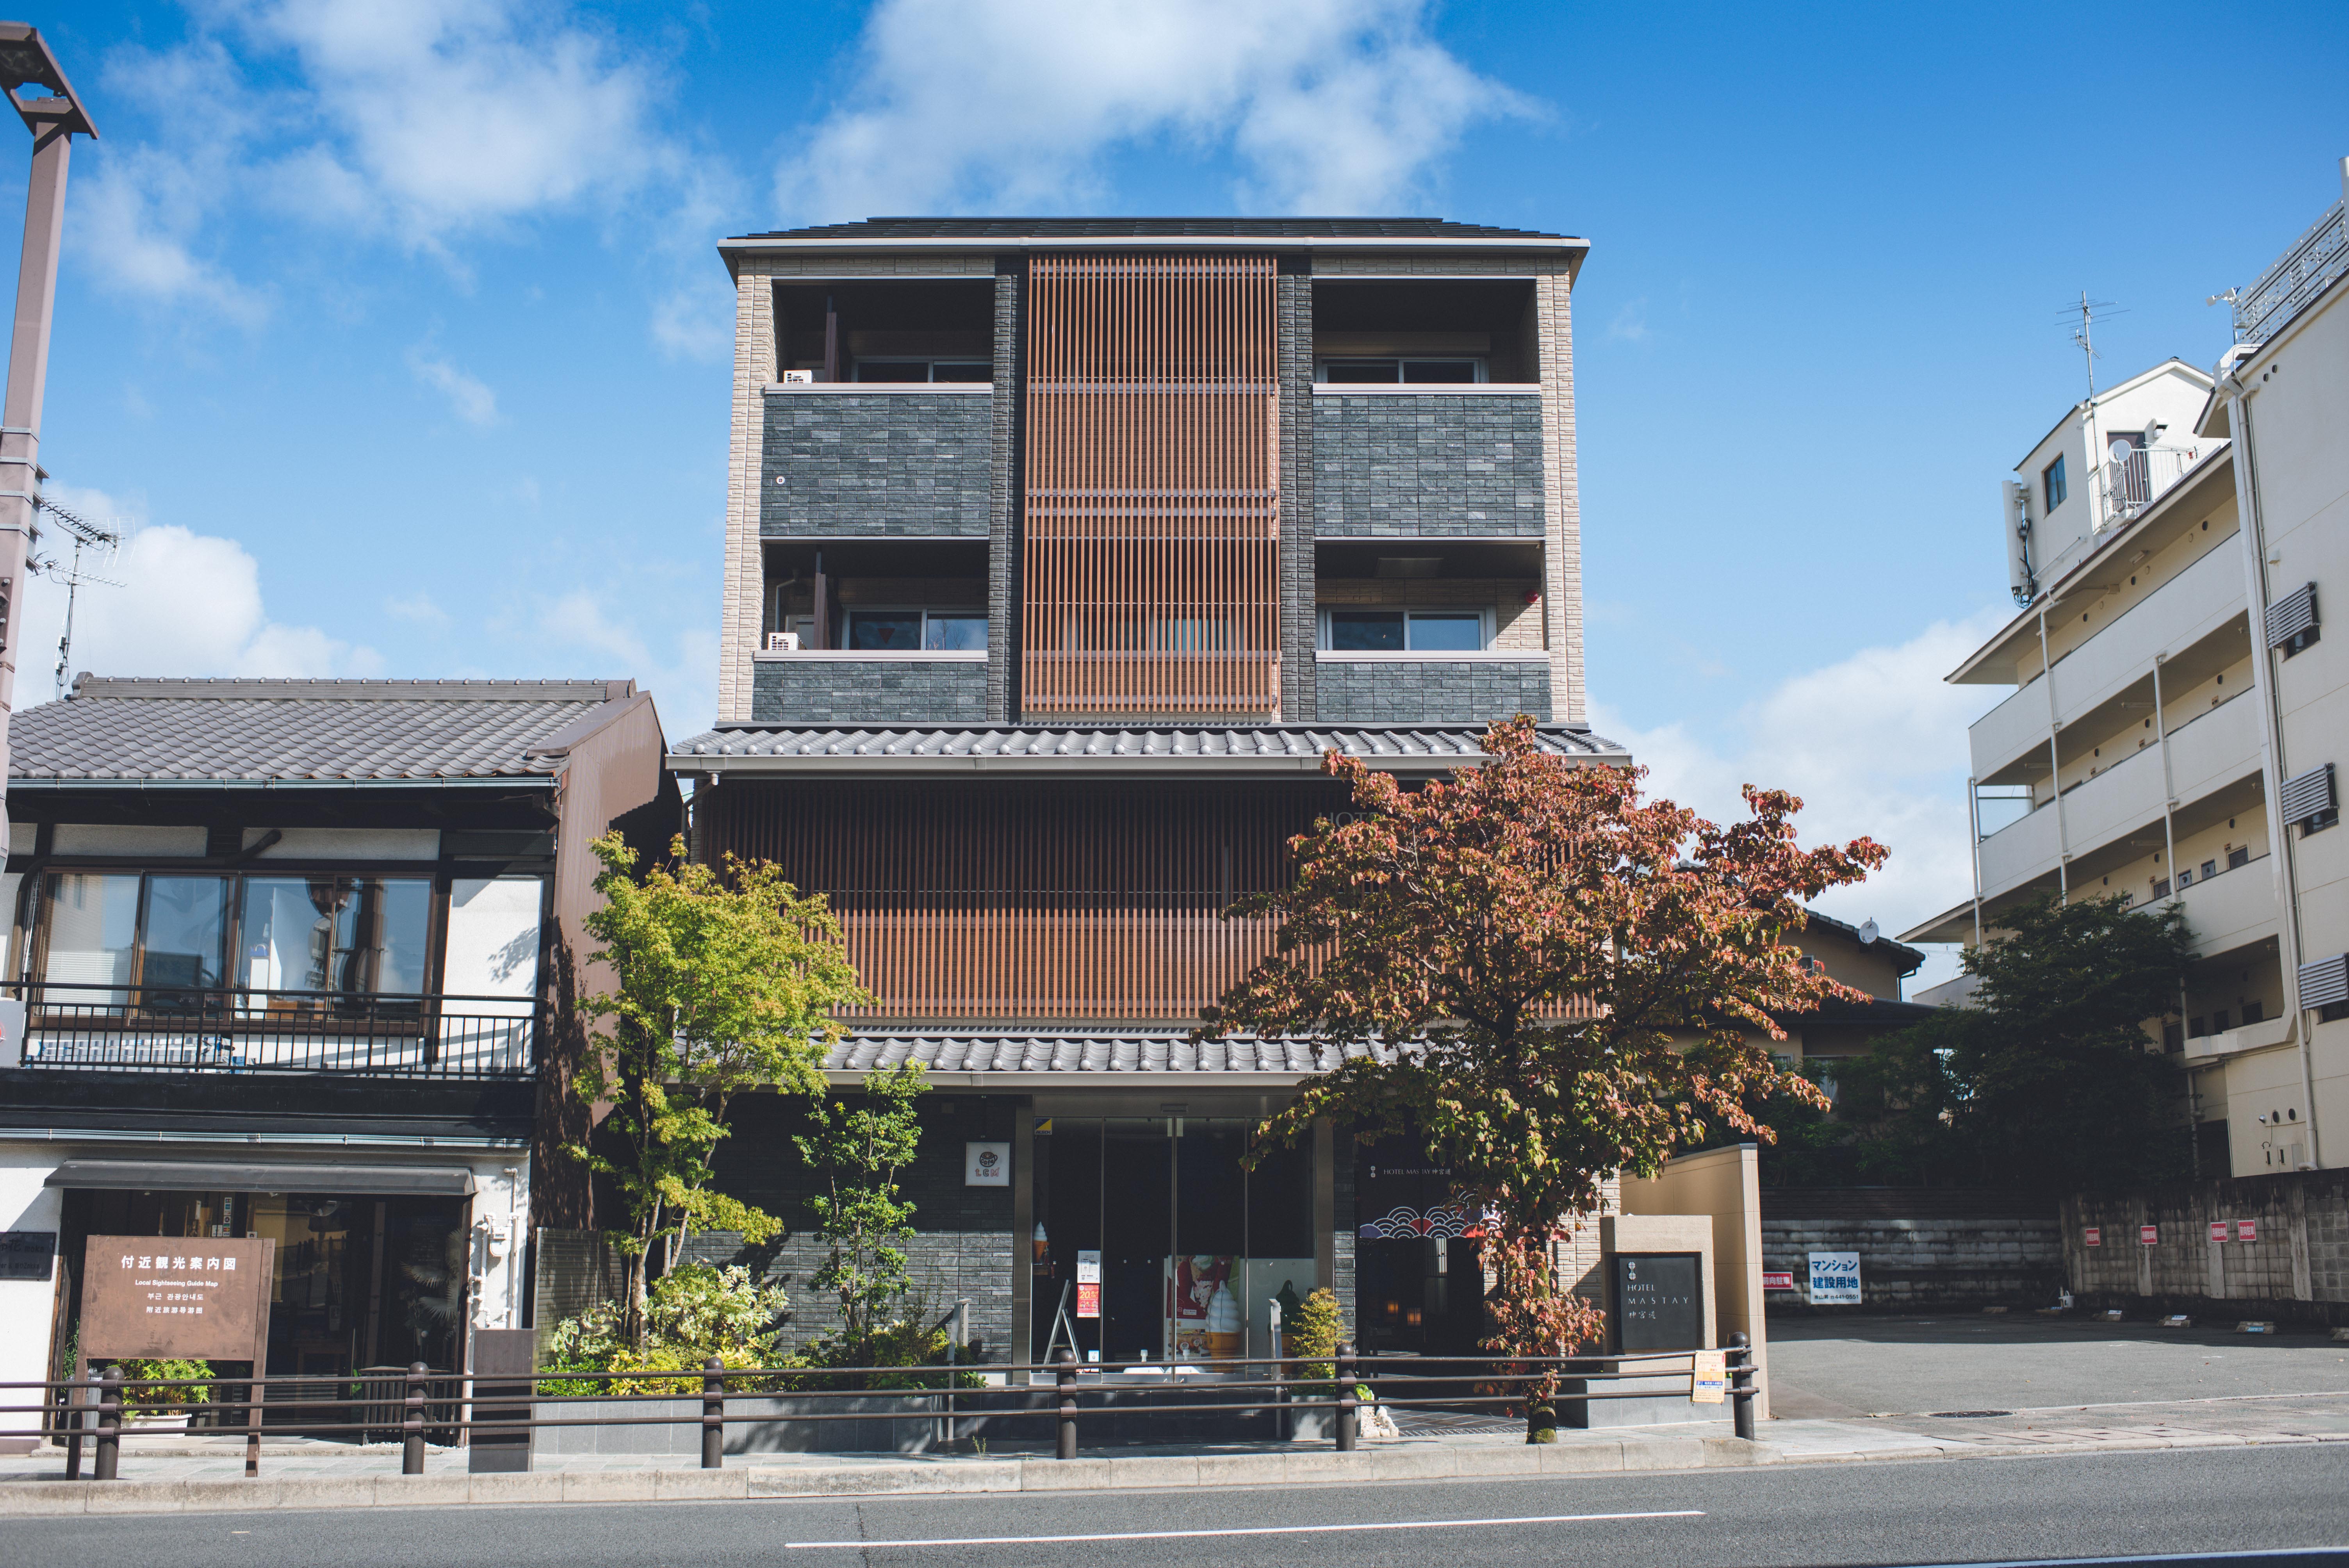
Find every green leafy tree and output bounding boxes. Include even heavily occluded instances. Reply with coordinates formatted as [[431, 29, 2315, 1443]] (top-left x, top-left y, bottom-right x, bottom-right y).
[[795, 1062, 927, 1359], [569, 831, 865, 1346], [541, 1262, 790, 1395], [1198, 718, 1885, 1422]]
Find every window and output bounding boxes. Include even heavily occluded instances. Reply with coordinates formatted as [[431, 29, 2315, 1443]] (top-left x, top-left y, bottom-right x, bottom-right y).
[[2228, 846, 2251, 870], [1319, 608, 1491, 651], [2151, 877, 2170, 898], [2201, 859, 2218, 881], [2242, 1000, 2264, 1026], [2211, 1009, 2231, 1033], [239, 877, 432, 1005], [852, 358, 990, 383], [2176, 867, 2194, 889], [2043, 454, 2068, 511], [842, 609, 987, 651], [1317, 358, 1485, 384]]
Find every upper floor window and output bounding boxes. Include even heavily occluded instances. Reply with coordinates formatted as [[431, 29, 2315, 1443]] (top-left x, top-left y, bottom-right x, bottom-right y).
[[1317, 358, 1485, 385], [842, 608, 988, 651], [2043, 454, 2068, 511], [1319, 608, 1490, 651], [852, 358, 991, 383]]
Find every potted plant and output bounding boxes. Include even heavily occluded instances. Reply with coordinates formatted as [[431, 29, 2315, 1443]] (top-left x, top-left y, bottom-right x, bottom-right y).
[[111, 1358, 214, 1431]]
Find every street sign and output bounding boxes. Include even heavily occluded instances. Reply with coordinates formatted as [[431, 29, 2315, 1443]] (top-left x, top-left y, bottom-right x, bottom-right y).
[[2083, 1226, 2101, 1247], [2139, 1225, 2159, 1245], [1807, 1250, 1861, 1305], [2209, 1221, 2230, 1243], [79, 1235, 273, 1363]]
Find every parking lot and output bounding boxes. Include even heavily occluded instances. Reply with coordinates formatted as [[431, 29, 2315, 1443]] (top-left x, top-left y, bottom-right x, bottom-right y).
[[1766, 1312, 2349, 1417]]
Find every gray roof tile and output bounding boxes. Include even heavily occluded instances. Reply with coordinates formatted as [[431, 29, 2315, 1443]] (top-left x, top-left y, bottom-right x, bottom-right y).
[[826, 1031, 1389, 1076], [673, 723, 1627, 772], [733, 217, 1575, 243], [11, 677, 634, 784]]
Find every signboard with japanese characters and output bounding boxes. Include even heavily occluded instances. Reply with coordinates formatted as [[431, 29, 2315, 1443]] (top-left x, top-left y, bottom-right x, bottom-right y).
[[1613, 1253, 1704, 1350], [2139, 1225, 2159, 1245], [1807, 1250, 1862, 1305], [2209, 1221, 2230, 1244], [1075, 1249, 1101, 1319], [2083, 1226, 2101, 1247], [2237, 1219, 2259, 1244], [79, 1235, 274, 1363], [964, 1142, 1010, 1187]]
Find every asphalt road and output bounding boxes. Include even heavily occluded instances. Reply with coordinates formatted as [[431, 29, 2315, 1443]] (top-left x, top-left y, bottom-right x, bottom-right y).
[[14, 1445, 2349, 1567], [1768, 1315, 2349, 1418]]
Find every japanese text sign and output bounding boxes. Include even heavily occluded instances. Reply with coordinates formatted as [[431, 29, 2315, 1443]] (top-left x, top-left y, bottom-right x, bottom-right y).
[[79, 1235, 273, 1363]]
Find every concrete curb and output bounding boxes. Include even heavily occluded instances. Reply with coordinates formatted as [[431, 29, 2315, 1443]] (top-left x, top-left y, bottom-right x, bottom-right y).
[[2, 1430, 2328, 1515]]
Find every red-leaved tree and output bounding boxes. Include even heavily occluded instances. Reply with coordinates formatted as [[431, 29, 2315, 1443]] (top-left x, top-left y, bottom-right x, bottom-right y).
[[1198, 718, 1886, 1429]]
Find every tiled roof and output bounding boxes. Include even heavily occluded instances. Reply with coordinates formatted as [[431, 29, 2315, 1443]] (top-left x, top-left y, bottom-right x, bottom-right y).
[[827, 1031, 1387, 1076], [673, 723, 1627, 773], [730, 216, 1575, 243], [11, 677, 636, 784]]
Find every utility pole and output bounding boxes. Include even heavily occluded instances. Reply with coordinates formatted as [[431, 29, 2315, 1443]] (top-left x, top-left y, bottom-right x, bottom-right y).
[[0, 26, 98, 853]]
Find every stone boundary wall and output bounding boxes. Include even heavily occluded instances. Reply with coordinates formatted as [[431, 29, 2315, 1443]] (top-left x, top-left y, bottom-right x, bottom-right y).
[[2062, 1169, 2349, 1327], [1759, 1215, 2063, 1313]]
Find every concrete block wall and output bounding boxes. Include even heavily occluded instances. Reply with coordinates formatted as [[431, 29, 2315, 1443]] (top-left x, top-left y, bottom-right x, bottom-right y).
[[761, 393, 993, 537], [1759, 1216, 2063, 1311], [1312, 394, 1546, 537], [2063, 1169, 2349, 1323], [751, 658, 988, 725], [1313, 657, 1552, 723]]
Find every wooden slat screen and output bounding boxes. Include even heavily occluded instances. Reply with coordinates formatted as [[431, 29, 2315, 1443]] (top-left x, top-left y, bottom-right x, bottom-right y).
[[1021, 253, 1282, 718], [702, 780, 1337, 1021]]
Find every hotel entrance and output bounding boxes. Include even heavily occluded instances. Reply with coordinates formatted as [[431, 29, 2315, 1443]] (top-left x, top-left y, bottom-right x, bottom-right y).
[[1029, 1115, 1315, 1366]]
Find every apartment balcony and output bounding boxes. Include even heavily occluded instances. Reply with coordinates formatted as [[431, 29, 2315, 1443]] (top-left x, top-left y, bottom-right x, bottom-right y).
[[1314, 651, 1552, 722], [1969, 541, 2246, 780], [2185, 1012, 2293, 1063], [2174, 853, 2279, 958], [1976, 693, 2262, 901], [1312, 386, 1547, 537], [2103, 445, 2203, 525], [6, 983, 536, 1080], [752, 649, 988, 725], [2232, 194, 2348, 346], [760, 383, 994, 538]]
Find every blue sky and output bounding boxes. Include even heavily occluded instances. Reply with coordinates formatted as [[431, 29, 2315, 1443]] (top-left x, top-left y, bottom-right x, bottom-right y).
[[14, 0, 2348, 968]]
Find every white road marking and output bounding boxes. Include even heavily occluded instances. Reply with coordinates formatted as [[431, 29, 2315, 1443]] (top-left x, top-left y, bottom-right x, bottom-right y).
[[787, 1508, 1703, 1549]]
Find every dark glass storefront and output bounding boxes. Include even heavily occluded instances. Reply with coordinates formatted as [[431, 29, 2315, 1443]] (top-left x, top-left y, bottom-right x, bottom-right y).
[[61, 1187, 469, 1377], [1029, 1117, 1314, 1365], [1353, 1135, 1487, 1358]]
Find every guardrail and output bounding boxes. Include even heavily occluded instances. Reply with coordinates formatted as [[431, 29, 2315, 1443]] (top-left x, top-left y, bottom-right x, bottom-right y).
[[5, 981, 538, 1079], [3, 1336, 1760, 1480]]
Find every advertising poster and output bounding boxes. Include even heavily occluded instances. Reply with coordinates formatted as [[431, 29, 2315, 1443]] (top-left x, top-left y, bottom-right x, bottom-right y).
[[1167, 1254, 1242, 1359], [1075, 1249, 1101, 1319]]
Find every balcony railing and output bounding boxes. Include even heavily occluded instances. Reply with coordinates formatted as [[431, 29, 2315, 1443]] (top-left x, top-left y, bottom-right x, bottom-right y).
[[2103, 443, 2205, 524], [2233, 196, 2348, 346], [6, 982, 537, 1080]]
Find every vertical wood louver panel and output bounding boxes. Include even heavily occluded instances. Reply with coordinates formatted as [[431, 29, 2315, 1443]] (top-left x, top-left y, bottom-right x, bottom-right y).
[[1021, 253, 1281, 718]]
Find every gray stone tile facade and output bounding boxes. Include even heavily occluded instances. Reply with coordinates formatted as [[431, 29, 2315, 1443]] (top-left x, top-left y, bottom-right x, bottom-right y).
[[1312, 394, 1546, 537], [761, 393, 993, 538], [1313, 657, 1553, 723], [752, 657, 989, 725]]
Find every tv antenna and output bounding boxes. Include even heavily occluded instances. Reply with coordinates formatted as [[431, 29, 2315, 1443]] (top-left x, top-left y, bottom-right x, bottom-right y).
[[2061, 292, 2127, 401], [29, 495, 123, 700]]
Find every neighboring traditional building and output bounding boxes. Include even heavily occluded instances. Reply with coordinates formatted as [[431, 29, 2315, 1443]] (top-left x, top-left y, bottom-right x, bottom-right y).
[[0, 678, 674, 1402], [673, 216, 1627, 1370], [1905, 157, 2349, 1180]]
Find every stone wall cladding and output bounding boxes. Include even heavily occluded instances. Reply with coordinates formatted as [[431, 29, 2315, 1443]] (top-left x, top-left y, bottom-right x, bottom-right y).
[[989, 264, 1022, 720], [752, 658, 989, 725], [719, 251, 994, 723], [1760, 1217, 2064, 1312], [761, 394, 992, 537], [1278, 270, 1317, 720], [1312, 394, 1545, 537], [1314, 658, 1552, 723]]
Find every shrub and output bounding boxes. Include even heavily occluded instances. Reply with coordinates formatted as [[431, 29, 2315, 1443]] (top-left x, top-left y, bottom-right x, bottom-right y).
[[1289, 1287, 1344, 1383], [112, 1358, 212, 1410], [542, 1263, 788, 1396]]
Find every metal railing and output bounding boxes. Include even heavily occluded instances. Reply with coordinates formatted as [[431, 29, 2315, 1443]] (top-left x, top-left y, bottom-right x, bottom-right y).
[[6, 981, 538, 1079], [3, 1336, 1761, 1479], [2233, 198, 2348, 346], [2103, 444, 2203, 524]]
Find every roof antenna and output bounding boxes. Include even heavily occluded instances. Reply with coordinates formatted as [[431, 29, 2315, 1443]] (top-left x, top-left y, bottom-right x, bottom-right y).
[[30, 495, 123, 699], [2064, 291, 2126, 403]]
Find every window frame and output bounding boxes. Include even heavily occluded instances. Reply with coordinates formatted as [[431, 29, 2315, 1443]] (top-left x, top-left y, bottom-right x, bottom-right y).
[[1315, 606, 1496, 652], [839, 605, 990, 653], [850, 356, 994, 384], [1313, 357, 1490, 385], [2043, 453, 2068, 511]]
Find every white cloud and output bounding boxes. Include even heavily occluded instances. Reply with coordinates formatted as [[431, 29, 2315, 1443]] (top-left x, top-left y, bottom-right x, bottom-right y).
[[407, 348, 500, 427], [1592, 609, 2010, 990], [384, 591, 449, 625], [20, 484, 379, 691], [528, 588, 717, 735], [780, 0, 1533, 220]]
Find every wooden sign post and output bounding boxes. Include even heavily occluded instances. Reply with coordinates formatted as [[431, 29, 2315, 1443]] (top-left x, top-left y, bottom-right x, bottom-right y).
[[77, 1236, 274, 1476]]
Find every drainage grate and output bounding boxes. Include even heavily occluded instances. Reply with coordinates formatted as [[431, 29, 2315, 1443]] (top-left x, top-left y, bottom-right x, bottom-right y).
[[1927, 1410, 2011, 1418]]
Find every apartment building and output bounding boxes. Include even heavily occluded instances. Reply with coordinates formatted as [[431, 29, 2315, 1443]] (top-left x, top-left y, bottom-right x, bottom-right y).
[[672, 218, 1630, 1371], [1906, 160, 2349, 1180]]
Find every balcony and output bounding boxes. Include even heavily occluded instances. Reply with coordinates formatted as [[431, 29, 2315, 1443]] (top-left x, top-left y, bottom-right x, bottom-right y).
[[2175, 853, 2279, 958], [2233, 195, 2348, 346], [1314, 651, 1552, 722], [2186, 1012, 2293, 1063], [1976, 693, 2261, 900], [1312, 388, 1547, 537], [752, 649, 988, 725], [2103, 444, 2205, 526], [1969, 541, 2246, 780], [6, 983, 536, 1080], [760, 384, 993, 539]]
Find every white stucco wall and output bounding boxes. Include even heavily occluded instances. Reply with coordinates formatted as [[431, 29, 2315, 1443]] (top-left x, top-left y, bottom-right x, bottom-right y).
[[0, 1148, 64, 1398]]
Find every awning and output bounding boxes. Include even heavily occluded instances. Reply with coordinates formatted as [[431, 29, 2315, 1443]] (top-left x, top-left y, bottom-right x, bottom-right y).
[[43, 1159, 478, 1197]]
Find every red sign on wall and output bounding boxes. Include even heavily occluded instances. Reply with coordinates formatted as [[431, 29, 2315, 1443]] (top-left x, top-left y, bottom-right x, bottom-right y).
[[2210, 1221, 2231, 1243], [2139, 1225, 2159, 1245], [1762, 1271, 1796, 1290], [2237, 1219, 2259, 1244], [2083, 1227, 2101, 1247]]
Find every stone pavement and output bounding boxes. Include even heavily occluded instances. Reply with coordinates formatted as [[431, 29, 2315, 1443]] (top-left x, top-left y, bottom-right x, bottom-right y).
[[4, 1391, 2345, 1515]]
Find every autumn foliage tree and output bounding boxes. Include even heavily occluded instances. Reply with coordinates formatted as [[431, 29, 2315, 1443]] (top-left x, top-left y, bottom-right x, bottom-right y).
[[1198, 718, 1886, 1418]]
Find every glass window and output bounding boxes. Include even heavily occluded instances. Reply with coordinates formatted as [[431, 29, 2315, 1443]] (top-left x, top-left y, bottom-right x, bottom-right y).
[[925, 612, 988, 650], [932, 362, 992, 383], [139, 876, 230, 996], [239, 877, 432, 1004], [42, 872, 141, 1003], [1408, 613, 1484, 651], [1401, 360, 1479, 384], [2043, 454, 2068, 510], [1321, 359, 1400, 383], [845, 611, 924, 650], [1328, 611, 1405, 651], [852, 360, 927, 382]]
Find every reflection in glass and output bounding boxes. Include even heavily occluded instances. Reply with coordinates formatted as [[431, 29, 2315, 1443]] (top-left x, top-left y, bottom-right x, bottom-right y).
[[239, 877, 431, 1005], [140, 877, 230, 999], [42, 873, 141, 1006], [1407, 613, 1484, 652], [845, 611, 923, 650], [925, 613, 988, 651], [1329, 611, 1405, 652]]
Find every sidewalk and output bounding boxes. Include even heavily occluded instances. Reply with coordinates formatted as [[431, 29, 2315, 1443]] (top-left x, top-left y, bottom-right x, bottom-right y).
[[5, 1393, 2345, 1516]]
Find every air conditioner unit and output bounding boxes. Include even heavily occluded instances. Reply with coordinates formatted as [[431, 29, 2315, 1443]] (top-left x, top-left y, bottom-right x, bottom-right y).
[[766, 632, 800, 652], [782, 369, 814, 385]]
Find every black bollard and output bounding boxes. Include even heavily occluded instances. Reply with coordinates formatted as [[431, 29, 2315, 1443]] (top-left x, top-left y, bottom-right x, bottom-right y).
[[1054, 1348, 1078, 1460], [702, 1357, 726, 1470], [94, 1368, 121, 1481], [403, 1361, 428, 1475], [1335, 1343, 1358, 1452], [1728, 1331, 1756, 1441]]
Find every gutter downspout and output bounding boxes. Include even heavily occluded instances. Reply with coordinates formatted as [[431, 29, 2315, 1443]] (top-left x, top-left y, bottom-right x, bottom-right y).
[[2037, 608, 2069, 900], [2221, 361, 2318, 1171], [2153, 654, 2194, 1172]]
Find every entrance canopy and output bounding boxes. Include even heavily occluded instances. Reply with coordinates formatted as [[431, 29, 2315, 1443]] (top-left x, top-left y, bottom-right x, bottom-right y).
[[44, 1158, 478, 1196]]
